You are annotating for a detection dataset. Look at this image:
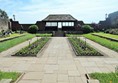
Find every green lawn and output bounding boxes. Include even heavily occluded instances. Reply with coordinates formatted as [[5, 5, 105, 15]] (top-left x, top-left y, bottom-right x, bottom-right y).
[[92, 32, 118, 39], [83, 34, 118, 52], [36, 33, 52, 37], [0, 33, 24, 41], [89, 72, 118, 83], [0, 33, 35, 52], [0, 71, 21, 83], [66, 34, 80, 37]]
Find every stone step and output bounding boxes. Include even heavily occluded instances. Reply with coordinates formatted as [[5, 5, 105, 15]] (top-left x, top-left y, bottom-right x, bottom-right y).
[[0, 79, 12, 83]]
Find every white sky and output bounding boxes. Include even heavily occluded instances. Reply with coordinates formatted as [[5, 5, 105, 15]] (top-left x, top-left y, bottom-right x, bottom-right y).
[[0, 0, 118, 23]]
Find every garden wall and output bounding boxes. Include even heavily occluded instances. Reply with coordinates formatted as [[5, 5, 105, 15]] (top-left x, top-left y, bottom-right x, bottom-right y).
[[0, 18, 9, 32]]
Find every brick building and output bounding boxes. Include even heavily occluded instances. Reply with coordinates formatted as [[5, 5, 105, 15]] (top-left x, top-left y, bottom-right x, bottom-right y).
[[10, 14, 84, 32]]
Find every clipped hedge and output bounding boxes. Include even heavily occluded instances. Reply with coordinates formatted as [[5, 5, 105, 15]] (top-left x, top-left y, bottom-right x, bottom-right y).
[[81, 25, 94, 33], [36, 34, 52, 37], [28, 25, 38, 34], [68, 37, 102, 56], [13, 38, 50, 56]]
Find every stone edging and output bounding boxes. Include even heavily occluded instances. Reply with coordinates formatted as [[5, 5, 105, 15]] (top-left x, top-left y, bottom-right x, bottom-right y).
[[14, 73, 25, 83], [67, 38, 78, 56], [37, 37, 52, 57], [85, 74, 100, 83]]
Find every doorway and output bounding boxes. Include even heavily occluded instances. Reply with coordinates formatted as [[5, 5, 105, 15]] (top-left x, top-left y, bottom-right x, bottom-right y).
[[58, 22, 62, 30]]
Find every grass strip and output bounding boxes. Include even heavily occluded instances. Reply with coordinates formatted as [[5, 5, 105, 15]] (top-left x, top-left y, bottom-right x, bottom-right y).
[[92, 33, 118, 39], [0, 71, 21, 83], [0, 33, 22, 40], [89, 72, 118, 83], [92, 33, 118, 41], [83, 34, 118, 52], [0, 34, 35, 52], [36, 34, 52, 37], [66, 34, 81, 37]]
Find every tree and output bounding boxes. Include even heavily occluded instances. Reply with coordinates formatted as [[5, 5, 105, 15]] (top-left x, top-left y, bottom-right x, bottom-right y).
[[81, 25, 94, 33], [28, 25, 38, 34], [0, 9, 8, 19]]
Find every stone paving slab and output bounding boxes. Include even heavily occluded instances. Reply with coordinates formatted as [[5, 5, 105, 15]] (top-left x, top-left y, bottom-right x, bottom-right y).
[[0, 37, 118, 83]]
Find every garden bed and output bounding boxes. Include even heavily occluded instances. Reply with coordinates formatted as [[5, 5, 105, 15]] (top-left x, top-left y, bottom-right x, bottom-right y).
[[68, 37, 103, 56], [12, 37, 50, 56], [86, 72, 118, 83], [92, 33, 118, 42], [83, 34, 118, 52], [0, 71, 21, 83]]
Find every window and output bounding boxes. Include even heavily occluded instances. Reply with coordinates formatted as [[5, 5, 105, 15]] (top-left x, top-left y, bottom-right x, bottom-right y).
[[46, 22, 57, 26], [62, 22, 74, 26]]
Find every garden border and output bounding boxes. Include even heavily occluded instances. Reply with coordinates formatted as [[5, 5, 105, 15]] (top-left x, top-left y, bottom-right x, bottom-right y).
[[37, 37, 52, 57], [67, 37, 78, 56], [14, 73, 25, 83], [68, 37, 104, 57]]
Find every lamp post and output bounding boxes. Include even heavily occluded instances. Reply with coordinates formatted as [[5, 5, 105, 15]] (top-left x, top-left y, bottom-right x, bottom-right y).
[[85, 37, 86, 49], [13, 14, 15, 21]]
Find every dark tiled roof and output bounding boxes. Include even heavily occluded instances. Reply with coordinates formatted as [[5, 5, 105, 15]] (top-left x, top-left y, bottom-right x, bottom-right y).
[[42, 14, 77, 21]]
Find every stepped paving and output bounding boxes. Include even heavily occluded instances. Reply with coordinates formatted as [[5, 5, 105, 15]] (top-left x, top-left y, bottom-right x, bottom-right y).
[[0, 37, 118, 83]]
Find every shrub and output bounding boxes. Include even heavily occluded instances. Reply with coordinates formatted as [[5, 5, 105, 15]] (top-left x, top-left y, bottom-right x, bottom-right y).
[[28, 25, 38, 34], [104, 29, 110, 33], [81, 25, 94, 33], [105, 28, 118, 35]]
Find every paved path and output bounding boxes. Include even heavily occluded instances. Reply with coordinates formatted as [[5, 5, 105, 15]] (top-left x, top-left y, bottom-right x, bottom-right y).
[[0, 37, 40, 57], [0, 37, 118, 83], [80, 37, 118, 58], [18, 37, 86, 83]]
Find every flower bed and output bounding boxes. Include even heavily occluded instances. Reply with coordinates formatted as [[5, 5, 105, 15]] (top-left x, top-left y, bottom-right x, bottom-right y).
[[68, 37, 102, 56], [13, 38, 50, 56]]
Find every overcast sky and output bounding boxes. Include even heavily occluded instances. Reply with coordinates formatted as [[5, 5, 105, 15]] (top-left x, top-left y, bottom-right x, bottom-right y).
[[0, 0, 118, 23]]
